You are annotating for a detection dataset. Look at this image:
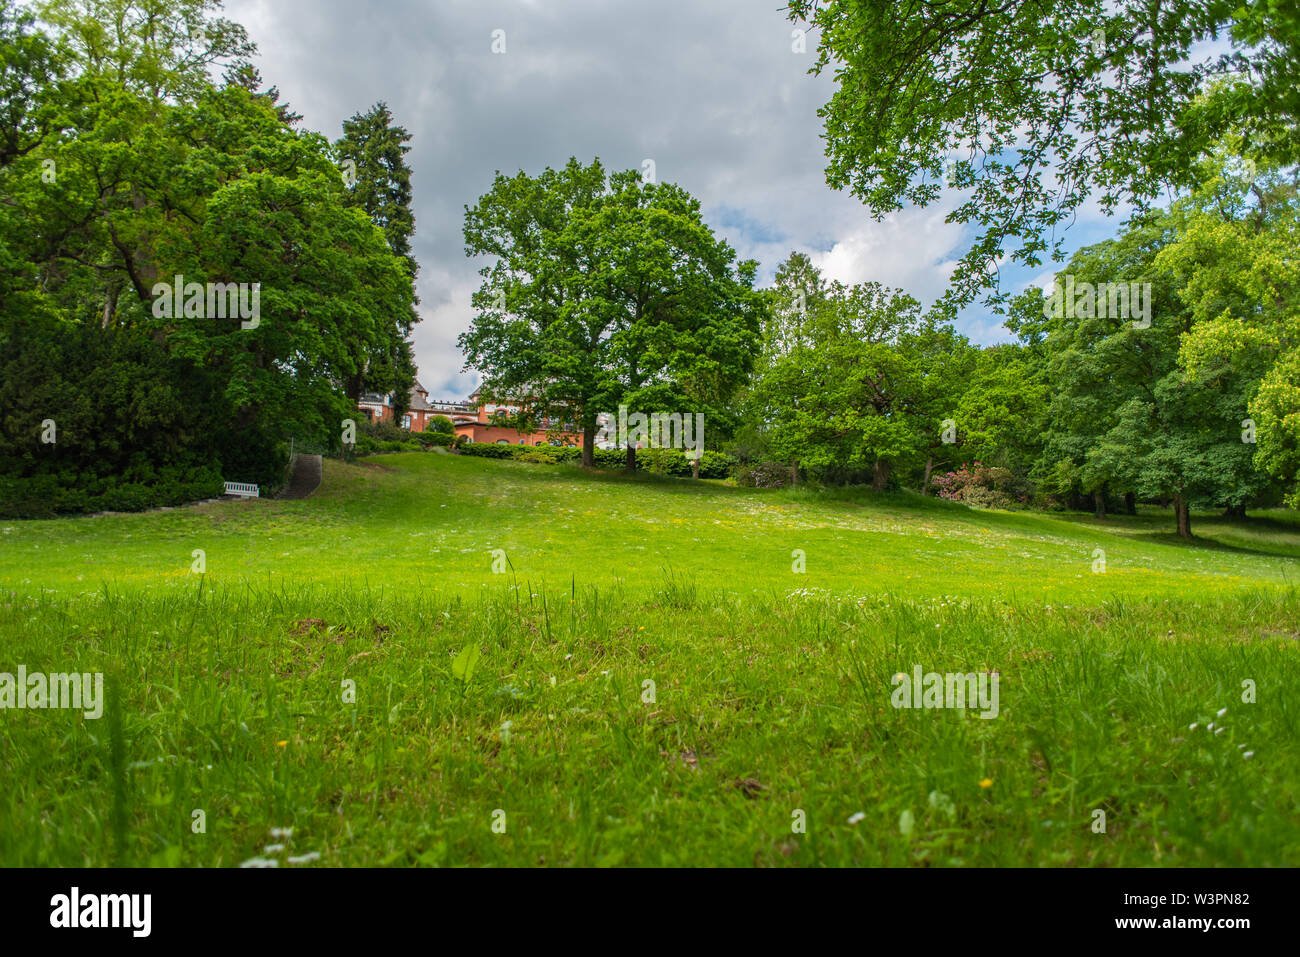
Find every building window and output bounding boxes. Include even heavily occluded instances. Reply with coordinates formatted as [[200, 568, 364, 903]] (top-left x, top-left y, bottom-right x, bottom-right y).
[[496, 439, 509, 445], [401, 415, 411, 429]]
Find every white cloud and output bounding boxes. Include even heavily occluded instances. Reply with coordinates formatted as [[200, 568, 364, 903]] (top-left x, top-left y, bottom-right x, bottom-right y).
[[807, 205, 968, 307]]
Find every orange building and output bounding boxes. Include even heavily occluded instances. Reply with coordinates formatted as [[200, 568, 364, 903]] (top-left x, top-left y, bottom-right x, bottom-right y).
[[357, 383, 581, 446], [451, 391, 582, 446]]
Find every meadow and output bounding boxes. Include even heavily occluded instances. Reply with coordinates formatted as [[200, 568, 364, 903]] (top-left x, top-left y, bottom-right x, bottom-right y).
[[1, 451, 1297, 866]]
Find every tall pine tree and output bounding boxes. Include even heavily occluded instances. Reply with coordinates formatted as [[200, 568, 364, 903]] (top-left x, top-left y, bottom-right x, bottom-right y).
[[335, 103, 419, 416]]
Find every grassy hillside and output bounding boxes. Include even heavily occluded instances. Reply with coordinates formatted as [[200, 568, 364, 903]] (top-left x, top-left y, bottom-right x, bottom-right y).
[[1, 452, 1297, 866], [4, 451, 1298, 600]]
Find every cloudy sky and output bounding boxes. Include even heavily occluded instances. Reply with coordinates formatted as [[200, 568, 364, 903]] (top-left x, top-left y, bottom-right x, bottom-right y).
[[226, 0, 1125, 398]]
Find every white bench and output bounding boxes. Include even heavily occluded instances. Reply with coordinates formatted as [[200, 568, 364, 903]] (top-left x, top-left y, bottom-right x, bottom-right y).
[[223, 481, 260, 498]]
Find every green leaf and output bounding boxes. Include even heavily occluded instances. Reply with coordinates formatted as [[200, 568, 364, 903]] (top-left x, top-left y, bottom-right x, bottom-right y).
[[451, 642, 481, 684]]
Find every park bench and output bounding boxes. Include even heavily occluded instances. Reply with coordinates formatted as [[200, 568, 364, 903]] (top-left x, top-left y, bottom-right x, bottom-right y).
[[223, 481, 260, 498]]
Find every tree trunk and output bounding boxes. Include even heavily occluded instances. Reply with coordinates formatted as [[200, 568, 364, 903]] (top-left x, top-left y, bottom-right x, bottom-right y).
[[582, 424, 595, 467], [872, 459, 889, 492], [624, 443, 636, 475], [1094, 489, 1106, 519], [1124, 492, 1136, 515], [1174, 495, 1192, 538], [691, 456, 700, 480], [922, 455, 934, 495], [791, 460, 798, 487], [1222, 503, 1247, 520], [344, 372, 364, 404]]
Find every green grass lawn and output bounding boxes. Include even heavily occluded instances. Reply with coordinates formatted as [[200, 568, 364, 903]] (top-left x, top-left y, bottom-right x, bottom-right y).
[[2, 451, 1297, 866]]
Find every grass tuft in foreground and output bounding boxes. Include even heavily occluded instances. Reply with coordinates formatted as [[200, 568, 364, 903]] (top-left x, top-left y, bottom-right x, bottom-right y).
[[1, 581, 1296, 866]]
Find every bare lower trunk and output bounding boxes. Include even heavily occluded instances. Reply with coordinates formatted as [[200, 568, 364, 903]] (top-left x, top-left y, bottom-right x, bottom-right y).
[[872, 459, 889, 492], [624, 443, 636, 474], [922, 455, 934, 495], [791, 459, 798, 487], [1094, 489, 1106, 519], [1174, 495, 1192, 538], [582, 425, 594, 467], [691, 457, 700, 480], [1124, 492, 1136, 515], [1222, 503, 1247, 520]]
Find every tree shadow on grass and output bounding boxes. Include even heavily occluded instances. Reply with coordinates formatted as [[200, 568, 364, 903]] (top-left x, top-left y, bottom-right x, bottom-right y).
[[510, 459, 1300, 562], [1122, 528, 1300, 561]]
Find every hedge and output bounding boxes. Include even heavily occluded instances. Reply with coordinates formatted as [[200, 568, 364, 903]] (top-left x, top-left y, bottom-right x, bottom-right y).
[[456, 442, 733, 478], [0, 466, 225, 519]]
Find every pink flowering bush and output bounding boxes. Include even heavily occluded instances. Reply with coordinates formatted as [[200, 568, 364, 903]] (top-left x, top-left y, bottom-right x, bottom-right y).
[[931, 462, 1027, 509]]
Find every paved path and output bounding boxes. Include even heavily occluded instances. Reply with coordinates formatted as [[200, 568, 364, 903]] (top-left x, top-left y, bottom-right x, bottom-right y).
[[278, 454, 322, 499]]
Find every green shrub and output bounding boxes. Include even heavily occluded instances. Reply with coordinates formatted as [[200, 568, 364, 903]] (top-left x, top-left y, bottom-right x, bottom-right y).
[[455, 442, 731, 476], [956, 485, 1018, 509], [732, 461, 793, 488], [457, 442, 516, 459], [359, 418, 407, 443], [416, 431, 453, 448], [516, 448, 559, 464], [0, 466, 224, 518]]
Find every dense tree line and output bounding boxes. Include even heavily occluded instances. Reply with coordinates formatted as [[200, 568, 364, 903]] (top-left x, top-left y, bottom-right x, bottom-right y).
[[731, 147, 1299, 537], [455, 142, 1298, 540], [731, 0, 1300, 536], [0, 0, 418, 515]]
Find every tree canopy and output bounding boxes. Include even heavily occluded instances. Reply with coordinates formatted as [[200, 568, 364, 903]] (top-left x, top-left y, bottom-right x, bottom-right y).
[[0, 0, 418, 513], [459, 158, 766, 467], [788, 0, 1300, 309]]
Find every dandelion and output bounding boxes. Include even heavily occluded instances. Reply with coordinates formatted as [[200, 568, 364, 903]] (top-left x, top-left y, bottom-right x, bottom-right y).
[[847, 812, 866, 825], [276, 740, 288, 747], [979, 778, 993, 789]]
